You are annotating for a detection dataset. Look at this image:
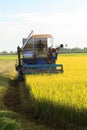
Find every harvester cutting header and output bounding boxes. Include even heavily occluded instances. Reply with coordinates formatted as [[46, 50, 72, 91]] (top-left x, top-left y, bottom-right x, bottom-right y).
[[15, 30, 63, 80]]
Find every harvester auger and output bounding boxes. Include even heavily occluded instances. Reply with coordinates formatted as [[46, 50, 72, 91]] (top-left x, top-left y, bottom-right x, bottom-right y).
[[15, 31, 63, 81]]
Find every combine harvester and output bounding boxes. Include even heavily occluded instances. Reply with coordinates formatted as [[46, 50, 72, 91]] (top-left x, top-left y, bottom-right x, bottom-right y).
[[15, 31, 63, 81]]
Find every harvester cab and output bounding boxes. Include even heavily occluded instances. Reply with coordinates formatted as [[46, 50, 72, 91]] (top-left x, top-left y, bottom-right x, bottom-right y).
[[15, 31, 63, 80]]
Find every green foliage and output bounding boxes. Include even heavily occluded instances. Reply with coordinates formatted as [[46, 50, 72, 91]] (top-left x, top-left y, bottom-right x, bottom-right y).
[[60, 47, 87, 53], [0, 117, 21, 130], [0, 74, 22, 130]]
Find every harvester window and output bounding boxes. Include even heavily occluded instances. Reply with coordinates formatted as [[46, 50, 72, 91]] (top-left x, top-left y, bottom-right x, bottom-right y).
[[37, 40, 46, 52]]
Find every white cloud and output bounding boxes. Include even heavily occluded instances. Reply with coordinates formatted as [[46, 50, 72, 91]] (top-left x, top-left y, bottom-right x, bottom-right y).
[[0, 12, 87, 51]]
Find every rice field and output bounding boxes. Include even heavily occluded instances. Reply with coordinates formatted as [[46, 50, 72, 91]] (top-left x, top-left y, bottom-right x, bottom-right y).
[[25, 54, 87, 128], [0, 54, 87, 129]]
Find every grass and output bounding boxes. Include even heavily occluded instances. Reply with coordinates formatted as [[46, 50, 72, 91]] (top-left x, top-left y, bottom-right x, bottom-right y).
[[0, 111, 22, 130], [0, 58, 22, 130], [0, 77, 22, 130], [0, 55, 17, 60]]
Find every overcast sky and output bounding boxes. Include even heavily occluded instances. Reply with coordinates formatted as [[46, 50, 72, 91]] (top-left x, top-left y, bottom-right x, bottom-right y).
[[0, 0, 87, 52]]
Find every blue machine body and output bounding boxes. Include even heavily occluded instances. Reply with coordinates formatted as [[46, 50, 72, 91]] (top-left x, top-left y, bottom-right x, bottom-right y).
[[16, 31, 63, 75], [22, 53, 63, 74]]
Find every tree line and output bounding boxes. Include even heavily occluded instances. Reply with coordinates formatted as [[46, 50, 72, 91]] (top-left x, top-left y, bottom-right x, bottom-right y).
[[60, 47, 87, 53], [0, 50, 17, 55], [0, 47, 87, 55]]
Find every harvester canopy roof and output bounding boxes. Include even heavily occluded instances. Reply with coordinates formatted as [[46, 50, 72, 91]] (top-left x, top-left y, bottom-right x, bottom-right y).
[[22, 33, 53, 50], [31, 34, 53, 39]]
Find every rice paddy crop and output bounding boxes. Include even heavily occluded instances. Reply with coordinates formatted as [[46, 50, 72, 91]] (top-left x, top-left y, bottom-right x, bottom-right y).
[[26, 54, 87, 128], [1, 54, 87, 129]]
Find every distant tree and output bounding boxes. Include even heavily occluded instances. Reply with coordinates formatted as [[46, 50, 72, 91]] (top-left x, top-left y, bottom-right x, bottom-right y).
[[0, 50, 8, 54], [60, 47, 86, 53], [84, 47, 87, 52], [9, 50, 16, 54]]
